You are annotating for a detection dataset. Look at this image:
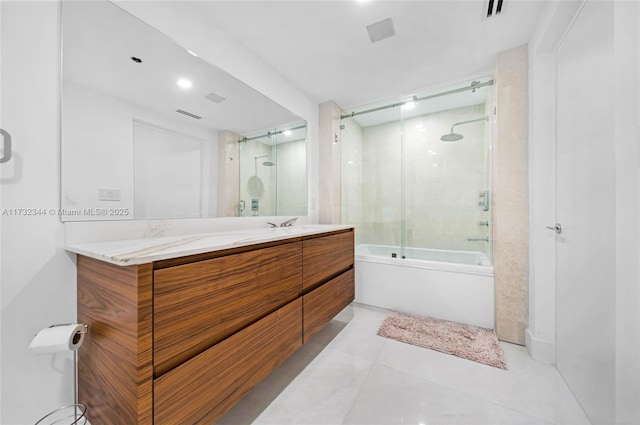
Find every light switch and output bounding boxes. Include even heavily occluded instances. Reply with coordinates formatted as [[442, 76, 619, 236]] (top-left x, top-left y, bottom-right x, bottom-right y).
[[99, 188, 121, 201]]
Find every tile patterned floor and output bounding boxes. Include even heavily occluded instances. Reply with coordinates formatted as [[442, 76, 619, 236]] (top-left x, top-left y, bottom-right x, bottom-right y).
[[219, 303, 591, 425]]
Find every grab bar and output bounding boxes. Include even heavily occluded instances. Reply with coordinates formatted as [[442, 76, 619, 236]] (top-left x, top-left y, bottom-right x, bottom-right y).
[[467, 237, 489, 243]]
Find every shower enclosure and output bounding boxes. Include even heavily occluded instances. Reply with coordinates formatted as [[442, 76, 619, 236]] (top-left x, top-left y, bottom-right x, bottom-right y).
[[238, 123, 307, 217], [341, 79, 494, 264]]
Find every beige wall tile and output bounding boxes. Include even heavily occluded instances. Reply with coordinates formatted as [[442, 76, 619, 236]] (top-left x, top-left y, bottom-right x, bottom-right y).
[[493, 44, 529, 344]]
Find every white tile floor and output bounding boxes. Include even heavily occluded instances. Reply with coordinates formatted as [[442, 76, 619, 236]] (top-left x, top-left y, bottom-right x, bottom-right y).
[[219, 303, 591, 425]]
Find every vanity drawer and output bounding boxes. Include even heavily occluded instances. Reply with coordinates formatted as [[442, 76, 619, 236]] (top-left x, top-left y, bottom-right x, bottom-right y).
[[303, 268, 355, 343], [153, 298, 302, 425], [153, 242, 302, 376], [302, 230, 354, 290]]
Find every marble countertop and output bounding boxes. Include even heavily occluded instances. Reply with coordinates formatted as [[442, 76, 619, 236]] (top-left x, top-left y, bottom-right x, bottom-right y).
[[65, 225, 353, 266]]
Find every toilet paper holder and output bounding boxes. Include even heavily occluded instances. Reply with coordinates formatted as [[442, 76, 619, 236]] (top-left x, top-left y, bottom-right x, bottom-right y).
[[29, 324, 89, 354], [52, 323, 89, 345], [68, 324, 88, 346], [31, 324, 89, 424]]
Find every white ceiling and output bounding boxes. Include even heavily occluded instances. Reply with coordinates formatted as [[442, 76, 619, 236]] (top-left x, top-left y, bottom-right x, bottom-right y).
[[63, 1, 549, 133], [192, 0, 549, 110]]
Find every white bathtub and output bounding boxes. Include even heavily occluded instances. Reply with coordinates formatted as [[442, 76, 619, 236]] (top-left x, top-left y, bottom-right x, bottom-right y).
[[355, 244, 495, 328]]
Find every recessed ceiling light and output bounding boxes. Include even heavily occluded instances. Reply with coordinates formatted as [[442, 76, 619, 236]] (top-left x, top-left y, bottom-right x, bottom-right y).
[[284, 130, 292, 136], [177, 78, 193, 89]]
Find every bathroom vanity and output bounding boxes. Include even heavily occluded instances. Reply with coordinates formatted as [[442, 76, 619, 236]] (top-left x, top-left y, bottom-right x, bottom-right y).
[[67, 226, 354, 424]]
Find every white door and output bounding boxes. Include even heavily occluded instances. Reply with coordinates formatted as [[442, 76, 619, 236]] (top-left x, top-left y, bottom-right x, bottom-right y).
[[133, 122, 204, 219], [555, 2, 616, 423]]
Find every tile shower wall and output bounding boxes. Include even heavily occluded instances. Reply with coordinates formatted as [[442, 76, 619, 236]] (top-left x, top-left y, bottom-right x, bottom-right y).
[[275, 140, 307, 216], [344, 105, 491, 257], [318, 101, 343, 224]]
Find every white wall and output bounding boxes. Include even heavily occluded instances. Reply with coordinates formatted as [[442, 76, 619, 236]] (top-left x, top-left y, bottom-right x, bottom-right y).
[[0, 2, 317, 424], [1, 3, 78, 423]]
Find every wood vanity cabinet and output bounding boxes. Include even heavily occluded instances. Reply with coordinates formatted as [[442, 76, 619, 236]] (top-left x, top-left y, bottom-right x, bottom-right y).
[[77, 228, 354, 425]]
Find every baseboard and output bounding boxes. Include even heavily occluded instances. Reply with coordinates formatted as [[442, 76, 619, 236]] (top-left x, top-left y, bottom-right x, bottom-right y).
[[525, 328, 556, 364]]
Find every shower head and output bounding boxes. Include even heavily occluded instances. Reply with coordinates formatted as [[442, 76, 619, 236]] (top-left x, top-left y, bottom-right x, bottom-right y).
[[440, 132, 464, 142], [440, 115, 489, 142], [255, 155, 275, 166]]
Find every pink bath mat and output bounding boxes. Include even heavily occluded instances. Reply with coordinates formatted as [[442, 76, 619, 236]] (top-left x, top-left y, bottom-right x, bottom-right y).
[[377, 311, 507, 369]]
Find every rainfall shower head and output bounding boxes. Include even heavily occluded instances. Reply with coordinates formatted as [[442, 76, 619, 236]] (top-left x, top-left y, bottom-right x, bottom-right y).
[[255, 155, 275, 167], [440, 115, 489, 142], [440, 133, 464, 142]]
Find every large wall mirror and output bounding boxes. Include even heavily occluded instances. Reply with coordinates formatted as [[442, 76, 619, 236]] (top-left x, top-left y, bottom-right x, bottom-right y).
[[61, 1, 307, 221]]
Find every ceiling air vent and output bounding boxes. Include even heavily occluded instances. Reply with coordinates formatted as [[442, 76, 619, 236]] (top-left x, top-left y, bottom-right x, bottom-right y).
[[366, 17, 396, 44], [176, 109, 202, 120], [205, 92, 226, 104], [483, 0, 505, 20]]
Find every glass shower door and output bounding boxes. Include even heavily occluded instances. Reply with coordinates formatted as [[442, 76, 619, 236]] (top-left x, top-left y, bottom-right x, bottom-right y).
[[239, 134, 275, 216], [341, 104, 402, 252], [402, 102, 492, 261], [340, 78, 493, 264]]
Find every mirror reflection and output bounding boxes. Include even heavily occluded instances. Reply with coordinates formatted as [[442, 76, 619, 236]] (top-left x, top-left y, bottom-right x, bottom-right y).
[[61, 1, 306, 221], [238, 124, 307, 217]]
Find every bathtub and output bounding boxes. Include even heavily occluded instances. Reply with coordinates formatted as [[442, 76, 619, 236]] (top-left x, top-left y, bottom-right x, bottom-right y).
[[355, 244, 495, 328]]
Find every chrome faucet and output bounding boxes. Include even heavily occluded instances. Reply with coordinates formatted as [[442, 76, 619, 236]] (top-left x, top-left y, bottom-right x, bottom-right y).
[[266, 217, 298, 228], [280, 217, 298, 227]]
